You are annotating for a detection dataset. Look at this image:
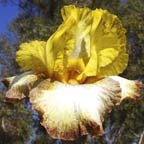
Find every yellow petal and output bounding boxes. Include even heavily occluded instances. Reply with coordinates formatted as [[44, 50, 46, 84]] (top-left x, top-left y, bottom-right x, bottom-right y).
[[99, 48, 119, 67], [29, 76, 142, 140], [16, 6, 128, 83], [61, 5, 78, 21], [16, 40, 48, 75], [79, 9, 127, 81], [45, 19, 76, 81], [99, 51, 128, 76], [44, 5, 92, 82], [59, 6, 128, 82]]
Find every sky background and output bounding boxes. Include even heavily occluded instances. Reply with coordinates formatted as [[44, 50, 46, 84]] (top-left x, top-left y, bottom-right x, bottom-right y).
[[0, 2, 18, 33]]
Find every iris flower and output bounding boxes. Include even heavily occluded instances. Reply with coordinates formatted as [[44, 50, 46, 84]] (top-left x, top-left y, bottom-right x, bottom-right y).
[[1, 5, 143, 141]]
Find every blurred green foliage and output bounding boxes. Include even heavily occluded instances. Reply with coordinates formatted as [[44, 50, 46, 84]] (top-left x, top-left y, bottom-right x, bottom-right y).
[[0, 0, 144, 144], [0, 91, 32, 144]]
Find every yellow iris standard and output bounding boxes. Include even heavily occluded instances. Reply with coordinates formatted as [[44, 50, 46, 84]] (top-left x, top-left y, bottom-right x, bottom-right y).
[[16, 5, 128, 83]]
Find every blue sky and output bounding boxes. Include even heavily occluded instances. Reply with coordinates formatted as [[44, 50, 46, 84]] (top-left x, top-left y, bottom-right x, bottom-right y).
[[0, 2, 18, 33]]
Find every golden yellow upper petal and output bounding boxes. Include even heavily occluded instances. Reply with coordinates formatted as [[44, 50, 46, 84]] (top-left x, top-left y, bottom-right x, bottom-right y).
[[16, 40, 48, 75], [16, 5, 128, 83]]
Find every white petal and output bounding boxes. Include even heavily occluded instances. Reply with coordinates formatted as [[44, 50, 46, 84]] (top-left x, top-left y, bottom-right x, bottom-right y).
[[29, 78, 121, 140], [2, 71, 39, 102], [110, 76, 143, 100]]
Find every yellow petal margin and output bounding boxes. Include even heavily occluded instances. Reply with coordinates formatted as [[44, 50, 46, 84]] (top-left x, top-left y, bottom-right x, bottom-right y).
[[16, 5, 128, 83], [29, 76, 143, 140]]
